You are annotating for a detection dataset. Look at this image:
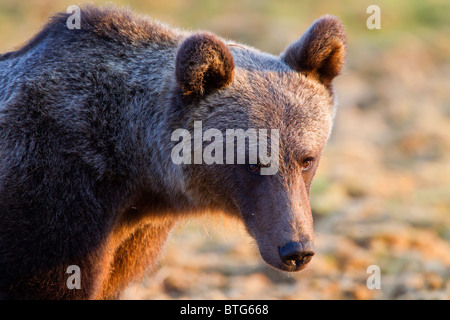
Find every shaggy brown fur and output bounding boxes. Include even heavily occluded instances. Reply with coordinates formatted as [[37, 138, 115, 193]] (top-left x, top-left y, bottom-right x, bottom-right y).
[[0, 6, 346, 299]]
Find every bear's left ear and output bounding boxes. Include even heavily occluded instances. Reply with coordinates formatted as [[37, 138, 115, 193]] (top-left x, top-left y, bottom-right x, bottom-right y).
[[281, 15, 346, 89], [175, 32, 235, 97]]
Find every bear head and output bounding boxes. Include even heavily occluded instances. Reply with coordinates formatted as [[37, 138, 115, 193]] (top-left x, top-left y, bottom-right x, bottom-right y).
[[170, 15, 346, 272]]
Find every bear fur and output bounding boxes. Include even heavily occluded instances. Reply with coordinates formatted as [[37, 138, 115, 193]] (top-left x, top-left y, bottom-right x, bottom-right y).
[[0, 6, 346, 299]]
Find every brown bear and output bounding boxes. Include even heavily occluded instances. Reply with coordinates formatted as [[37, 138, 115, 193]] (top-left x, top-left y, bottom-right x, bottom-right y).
[[0, 6, 346, 299]]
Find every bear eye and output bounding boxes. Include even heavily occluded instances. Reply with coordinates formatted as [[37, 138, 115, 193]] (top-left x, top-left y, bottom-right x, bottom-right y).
[[302, 157, 314, 172], [247, 163, 260, 174]]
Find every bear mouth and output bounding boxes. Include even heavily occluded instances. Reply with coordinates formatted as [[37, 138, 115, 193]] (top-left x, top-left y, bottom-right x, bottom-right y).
[[279, 253, 314, 272], [265, 257, 313, 273]]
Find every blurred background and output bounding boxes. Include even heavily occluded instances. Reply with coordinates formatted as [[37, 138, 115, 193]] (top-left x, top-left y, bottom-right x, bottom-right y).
[[1, 0, 449, 300]]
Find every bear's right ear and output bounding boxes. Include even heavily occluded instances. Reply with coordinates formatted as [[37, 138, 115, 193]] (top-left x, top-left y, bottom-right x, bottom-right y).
[[281, 15, 346, 89], [175, 33, 235, 97]]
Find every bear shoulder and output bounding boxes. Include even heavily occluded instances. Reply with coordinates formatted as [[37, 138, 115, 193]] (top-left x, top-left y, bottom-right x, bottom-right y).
[[0, 5, 185, 61]]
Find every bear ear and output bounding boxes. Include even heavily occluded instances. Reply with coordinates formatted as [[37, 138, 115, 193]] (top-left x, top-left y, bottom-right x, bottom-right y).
[[175, 33, 235, 97], [281, 15, 346, 88]]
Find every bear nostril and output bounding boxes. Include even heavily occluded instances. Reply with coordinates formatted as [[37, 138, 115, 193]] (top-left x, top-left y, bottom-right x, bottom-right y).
[[278, 241, 315, 270]]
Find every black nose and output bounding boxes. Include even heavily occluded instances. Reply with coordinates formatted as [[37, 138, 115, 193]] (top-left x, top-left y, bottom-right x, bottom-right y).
[[278, 241, 315, 270]]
